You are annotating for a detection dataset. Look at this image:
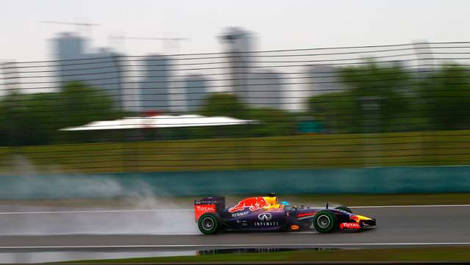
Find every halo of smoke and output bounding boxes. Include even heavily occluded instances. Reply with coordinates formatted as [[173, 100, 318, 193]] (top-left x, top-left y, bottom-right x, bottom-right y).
[[0, 155, 198, 235]]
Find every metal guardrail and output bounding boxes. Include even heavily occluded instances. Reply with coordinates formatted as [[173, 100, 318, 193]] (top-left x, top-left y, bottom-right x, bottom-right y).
[[1, 166, 470, 199]]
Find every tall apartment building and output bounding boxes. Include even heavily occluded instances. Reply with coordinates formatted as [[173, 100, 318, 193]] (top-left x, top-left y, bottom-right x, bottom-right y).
[[54, 33, 123, 107], [306, 64, 345, 97], [183, 74, 209, 112], [219, 27, 255, 104], [247, 69, 284, 109], [140, 55, 172, 112]]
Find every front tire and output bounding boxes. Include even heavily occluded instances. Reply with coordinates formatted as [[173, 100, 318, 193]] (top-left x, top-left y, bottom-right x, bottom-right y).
[[198, 213, 220, 235], [313, 210, 336, 233]]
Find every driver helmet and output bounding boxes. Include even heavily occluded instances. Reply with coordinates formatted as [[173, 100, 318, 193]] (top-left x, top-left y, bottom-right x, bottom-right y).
[[264, 193, 278, 206]]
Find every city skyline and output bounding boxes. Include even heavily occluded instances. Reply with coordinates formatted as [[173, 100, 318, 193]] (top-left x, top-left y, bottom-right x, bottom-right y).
[[4, 27, 468, 114], [52, 29, 291, 113]]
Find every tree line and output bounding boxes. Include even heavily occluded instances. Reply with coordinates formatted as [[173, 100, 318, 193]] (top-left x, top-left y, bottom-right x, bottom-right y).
[[308, 62, 470, 133], [0, 61, 469, 146], [0, 81, 296, 146], [0, 81, 121, 146]]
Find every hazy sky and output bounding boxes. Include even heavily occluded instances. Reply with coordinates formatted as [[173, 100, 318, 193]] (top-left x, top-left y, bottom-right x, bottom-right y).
[[1, 0, 469, 62]]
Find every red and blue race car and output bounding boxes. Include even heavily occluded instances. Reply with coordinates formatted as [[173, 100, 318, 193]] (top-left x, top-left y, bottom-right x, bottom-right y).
[[194, 194, 376, 235]]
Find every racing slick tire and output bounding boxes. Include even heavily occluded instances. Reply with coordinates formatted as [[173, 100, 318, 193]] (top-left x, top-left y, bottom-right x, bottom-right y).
[[335, 206, 352, 213], [198, 213, 221, 235], [313, 210, 336, 233]]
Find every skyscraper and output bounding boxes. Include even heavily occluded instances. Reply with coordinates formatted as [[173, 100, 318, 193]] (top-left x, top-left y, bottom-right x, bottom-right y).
[[54, 33, 123, 108], [183, 74, 209, 112], [219, 28, 285, 109], [140, 55, 172, 112], [306, 65, 345, 97], [219, 27, 255, 103], [247, 70, 284, 109], [55, 32, 84, 59]]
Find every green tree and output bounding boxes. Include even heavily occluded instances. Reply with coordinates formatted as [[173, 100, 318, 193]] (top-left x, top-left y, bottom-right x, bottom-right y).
[[419, 64, 470, 130], [341, 61, 411, 132], [199, 93, 296, 137], [0, 81, 121, 146], [199, 93, 248, 119], [247, 108, 296, 137], [0, 92, 62, 145], [59, 81, 119, 128], [308, 91, 358, 133], [309, 61, 412, 133]]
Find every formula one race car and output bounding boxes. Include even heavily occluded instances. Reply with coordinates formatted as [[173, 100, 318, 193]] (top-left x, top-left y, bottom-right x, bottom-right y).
[[194, 194, 376, 234]]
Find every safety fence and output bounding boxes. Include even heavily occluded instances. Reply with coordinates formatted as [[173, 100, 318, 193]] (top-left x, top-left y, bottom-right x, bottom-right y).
[[0, 41, 469, 173]]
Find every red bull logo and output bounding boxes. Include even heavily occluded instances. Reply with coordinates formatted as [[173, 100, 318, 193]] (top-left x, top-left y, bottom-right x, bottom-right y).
[[228, 197, 269, 213]]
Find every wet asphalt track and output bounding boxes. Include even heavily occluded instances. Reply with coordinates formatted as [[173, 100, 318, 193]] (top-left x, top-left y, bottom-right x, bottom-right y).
[[0, 205, 469, 251]]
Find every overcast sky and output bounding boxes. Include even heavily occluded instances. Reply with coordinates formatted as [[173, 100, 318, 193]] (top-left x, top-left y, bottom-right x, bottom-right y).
[[1, 0, 469, 62]]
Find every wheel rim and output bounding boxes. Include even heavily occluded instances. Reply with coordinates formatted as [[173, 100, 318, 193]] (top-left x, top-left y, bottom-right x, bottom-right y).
[[317, 215, 331, 229], [202, 217, 215, 231]]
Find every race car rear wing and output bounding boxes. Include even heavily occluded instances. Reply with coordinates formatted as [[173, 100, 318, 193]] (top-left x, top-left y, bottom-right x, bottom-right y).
[[194, 196, 225, 221]]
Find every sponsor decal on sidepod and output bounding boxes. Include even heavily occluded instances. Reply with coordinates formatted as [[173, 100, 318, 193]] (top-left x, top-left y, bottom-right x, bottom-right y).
[[228, 197, 269, 213], [258, 213, 272, 221]]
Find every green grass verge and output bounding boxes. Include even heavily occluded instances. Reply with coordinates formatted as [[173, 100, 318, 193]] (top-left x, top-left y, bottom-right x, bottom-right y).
[[69, 247, 470, 263], [1, 130, 469, 173]]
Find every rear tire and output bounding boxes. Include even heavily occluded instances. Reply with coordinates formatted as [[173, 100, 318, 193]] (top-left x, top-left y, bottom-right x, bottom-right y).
[[313, 210, 336, 233], [335, 206, 352, 213], [198, 213, 220, 235]]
